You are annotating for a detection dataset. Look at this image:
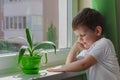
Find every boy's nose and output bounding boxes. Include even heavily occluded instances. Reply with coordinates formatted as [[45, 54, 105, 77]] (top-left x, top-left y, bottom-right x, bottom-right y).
[[77, 37, 83, 43]]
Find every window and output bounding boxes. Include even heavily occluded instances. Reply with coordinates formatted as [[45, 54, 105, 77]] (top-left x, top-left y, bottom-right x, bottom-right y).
[[23, 16, 26, 28], [18, 16, 22, 29], [0, 0, 72, 53], [3, 16, 26, 30], [0, 0, 73, 74], [5, 17, 9, 29], [0, 0, 92, 75], [14, 16, 17, 29]]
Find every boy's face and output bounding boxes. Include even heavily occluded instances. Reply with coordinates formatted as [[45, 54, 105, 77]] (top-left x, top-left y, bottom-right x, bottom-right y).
[[74, 25, 102, 50]]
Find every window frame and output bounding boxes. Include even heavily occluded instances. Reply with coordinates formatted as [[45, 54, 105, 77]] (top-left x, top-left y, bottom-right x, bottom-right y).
[[0, 0, 73, 75]]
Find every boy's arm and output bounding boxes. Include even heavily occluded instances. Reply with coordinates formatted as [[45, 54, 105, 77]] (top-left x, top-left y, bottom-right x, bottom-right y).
[[66, 43, 79, 64], [66, 41, 84, 64], [47, 54, 97, 72]]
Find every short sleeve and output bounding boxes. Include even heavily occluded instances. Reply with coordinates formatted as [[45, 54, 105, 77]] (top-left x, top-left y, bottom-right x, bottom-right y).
[[87, 46, 106, 62], [77, 50, 87, 60], [86, 38, 109, 62]]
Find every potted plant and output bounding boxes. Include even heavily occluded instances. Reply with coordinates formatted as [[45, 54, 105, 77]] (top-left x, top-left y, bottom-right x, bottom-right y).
[[18, 28, 56, 74]]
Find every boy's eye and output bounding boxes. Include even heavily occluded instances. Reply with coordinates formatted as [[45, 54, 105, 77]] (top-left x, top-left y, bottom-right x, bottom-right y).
[[80, 34, 86, 37]]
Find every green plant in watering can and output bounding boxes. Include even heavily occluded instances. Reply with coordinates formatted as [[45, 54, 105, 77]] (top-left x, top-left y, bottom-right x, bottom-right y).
[[18, 28, 56, 74]]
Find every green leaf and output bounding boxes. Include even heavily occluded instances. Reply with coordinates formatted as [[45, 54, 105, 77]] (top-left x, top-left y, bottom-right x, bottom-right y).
[[28, 47, 33, 56], [26, 28, 33, 49], [18, 48, 26, 64], [33, 41, 56, 54]]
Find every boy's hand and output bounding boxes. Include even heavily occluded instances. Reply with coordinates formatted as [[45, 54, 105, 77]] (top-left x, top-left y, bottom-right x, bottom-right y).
[[46, 66, 63, 72], [72, 41, 85, 53], [76, 39, 86, 50], [46, 68, 60, 72]]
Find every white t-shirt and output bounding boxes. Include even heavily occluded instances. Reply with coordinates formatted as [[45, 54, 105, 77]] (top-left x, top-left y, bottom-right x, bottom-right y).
[[77, 37, 120, 80]]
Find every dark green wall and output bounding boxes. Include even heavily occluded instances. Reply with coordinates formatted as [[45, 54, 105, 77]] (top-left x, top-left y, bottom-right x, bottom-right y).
[[92, 0, 119, 53]]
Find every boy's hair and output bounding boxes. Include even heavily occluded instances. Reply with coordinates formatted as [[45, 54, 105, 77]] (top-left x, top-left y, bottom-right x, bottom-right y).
[[72, 8, 105, 34]]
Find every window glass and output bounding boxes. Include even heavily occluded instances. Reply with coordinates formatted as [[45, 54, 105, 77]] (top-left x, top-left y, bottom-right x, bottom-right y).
[[0, 0, 72, 53]]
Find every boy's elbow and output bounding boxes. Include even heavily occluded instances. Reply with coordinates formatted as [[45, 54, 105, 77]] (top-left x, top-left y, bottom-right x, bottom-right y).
[[82, 64, 90, 70], [77, 60, 93, 71]]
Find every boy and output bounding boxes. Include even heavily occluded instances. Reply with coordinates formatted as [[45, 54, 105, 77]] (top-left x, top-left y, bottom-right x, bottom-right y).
[[47, 8, 120, 80]]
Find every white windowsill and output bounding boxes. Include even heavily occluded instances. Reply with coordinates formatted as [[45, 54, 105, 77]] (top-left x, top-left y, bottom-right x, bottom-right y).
[[0, 48, 70, 75], [0, 49, 86, 80], [0, 49, 87, 80], [0, 67, 86, 80]]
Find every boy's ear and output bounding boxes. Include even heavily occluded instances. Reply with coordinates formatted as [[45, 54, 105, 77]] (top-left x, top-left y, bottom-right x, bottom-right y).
[[95, 26, 102, 36]]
